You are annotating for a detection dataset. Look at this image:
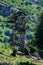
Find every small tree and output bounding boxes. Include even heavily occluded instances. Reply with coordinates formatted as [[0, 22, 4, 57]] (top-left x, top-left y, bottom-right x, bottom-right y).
[[8, 11, 29, 52], [3, 11, 29, 52]]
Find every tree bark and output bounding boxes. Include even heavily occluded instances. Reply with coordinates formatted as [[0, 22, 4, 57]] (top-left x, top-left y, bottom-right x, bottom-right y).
[[19, 32, 25, 52]]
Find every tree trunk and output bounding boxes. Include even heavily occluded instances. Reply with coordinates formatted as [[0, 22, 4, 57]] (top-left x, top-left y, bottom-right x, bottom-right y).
[[10, 32, 16, 46], [19, 32, 25, 52]]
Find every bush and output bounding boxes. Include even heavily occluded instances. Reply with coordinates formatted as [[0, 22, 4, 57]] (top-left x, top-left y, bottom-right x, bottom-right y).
[[18, 62, 36, 65], [29, 45, 36, 54], [35, 11, 43, 50], [23, 47, 30, 55], [38, 50, 43, 59], [11, 46, 18, 56]]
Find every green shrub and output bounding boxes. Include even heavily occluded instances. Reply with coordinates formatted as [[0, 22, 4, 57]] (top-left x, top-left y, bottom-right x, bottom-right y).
[[18, 62, 36, 65], [11, 46, 18, 56], [35, 11, 43, 50], [38, 50, 43, 59], [29, 45, 36, 54], [23, 47, 30, 55]]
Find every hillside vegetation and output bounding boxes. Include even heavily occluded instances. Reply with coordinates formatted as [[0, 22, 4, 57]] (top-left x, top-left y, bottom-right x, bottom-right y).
[[0, 0, 43, 65]]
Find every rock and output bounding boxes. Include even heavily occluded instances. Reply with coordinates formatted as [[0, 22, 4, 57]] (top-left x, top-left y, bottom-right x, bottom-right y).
[[40, 60, 43, 62], [32, 53, 42, 60]]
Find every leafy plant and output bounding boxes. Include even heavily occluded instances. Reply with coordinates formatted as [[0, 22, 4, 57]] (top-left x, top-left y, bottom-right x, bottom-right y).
[[18, 62, 36, 65], [23, 47, 30, 55], [35, 11, 43, 50], [38, 50, 43, 59], [11, 46, 18, 56], [29, 45, 36, 54]]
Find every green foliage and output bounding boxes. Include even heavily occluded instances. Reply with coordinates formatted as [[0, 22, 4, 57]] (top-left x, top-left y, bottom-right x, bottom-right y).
[[11, 46, 18, 56], [23, 47, 30, 55], [35, 11, 43, 59], [38, 50, 43, 59], [29, 45, 36, 54], [0, 52, 42, 65], [0, 1, 43, 65], [39, 0, 43, 6], [0, 0, 42, 44], [18, 62, 36, 65], [35, 11, 43, 50]]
